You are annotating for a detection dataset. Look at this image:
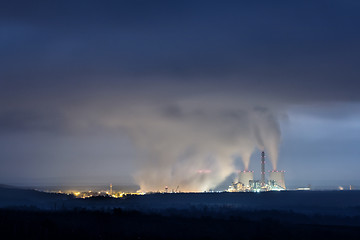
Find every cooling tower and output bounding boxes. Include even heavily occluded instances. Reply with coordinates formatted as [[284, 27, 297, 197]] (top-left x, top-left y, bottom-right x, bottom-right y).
[[268, 171, 286, 189], [238, 171, 254, 187]]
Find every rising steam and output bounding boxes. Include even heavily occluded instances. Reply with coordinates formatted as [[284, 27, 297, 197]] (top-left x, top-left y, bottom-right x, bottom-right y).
[[117, 98, 282, 192]]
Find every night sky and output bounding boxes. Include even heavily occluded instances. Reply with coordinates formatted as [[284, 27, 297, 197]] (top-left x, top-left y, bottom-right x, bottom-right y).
[[1, 1, 360, 190]]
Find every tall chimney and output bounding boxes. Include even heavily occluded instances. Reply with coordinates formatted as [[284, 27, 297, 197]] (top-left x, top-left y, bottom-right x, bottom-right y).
[[261, 151, 265, 186]]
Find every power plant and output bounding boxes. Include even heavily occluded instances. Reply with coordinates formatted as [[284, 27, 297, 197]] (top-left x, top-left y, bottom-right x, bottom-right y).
[[228, 151, 286, 192]]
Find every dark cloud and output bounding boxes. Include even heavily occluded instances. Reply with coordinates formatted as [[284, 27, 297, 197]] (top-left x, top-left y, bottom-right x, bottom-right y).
[[1, 0, 360, 103], [0, 110, 65, 133]]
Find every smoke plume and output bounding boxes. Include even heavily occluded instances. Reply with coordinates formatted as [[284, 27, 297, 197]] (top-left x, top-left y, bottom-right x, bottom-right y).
[[114, 98, 282, 192]]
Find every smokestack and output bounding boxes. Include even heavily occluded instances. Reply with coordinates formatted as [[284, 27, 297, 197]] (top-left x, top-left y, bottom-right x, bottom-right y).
[[261, 151, 265, 186]]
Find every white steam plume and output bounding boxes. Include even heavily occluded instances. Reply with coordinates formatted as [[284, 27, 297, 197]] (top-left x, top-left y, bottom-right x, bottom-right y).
[[115, 98, 282, 192], [251, 107, 282, 170]]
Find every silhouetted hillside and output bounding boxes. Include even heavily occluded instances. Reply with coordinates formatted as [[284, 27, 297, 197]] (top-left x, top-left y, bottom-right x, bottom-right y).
[[1, 186, 360, 239], [0, 185, 72, 209], [1, 208, 360, 240]]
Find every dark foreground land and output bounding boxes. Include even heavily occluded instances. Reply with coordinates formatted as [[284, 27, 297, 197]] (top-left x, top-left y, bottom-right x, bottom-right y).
[[1, 186, 360, 239], [1, 208, 360, 240]]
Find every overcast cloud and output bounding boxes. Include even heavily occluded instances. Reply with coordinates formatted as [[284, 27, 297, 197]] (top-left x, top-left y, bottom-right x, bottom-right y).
[[1, 1, 360, 190]]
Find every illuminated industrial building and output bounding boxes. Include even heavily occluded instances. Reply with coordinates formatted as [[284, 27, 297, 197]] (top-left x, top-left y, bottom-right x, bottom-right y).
[[268, 170, 286, 189], [228, 151, 286, 192], [239, 171, 254, 187]]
